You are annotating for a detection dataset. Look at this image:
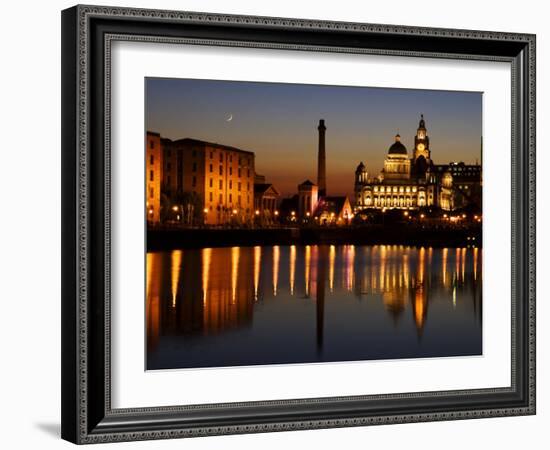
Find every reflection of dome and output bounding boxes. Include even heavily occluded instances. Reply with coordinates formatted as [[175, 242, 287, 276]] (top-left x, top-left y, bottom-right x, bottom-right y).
[[388, 134, 408, 155]]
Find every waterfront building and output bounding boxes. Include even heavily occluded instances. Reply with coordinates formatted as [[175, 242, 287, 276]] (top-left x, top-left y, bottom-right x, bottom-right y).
[[434, 162, 482, 210], [297, 180, 319, 218], [353, 115, 478, 212], [160, 137, 255, 225], [313, 196, 353, 225], [145, 131, 162, 224], [289, 120, 352, 225], [254, 174, 280, 225]]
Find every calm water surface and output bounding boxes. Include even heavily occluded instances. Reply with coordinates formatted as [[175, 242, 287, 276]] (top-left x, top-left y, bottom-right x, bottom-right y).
[[146, 245, 482, 369]]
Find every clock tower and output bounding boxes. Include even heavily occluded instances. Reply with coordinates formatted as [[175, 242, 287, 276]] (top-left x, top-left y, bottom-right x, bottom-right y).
[[413, 114, 431, 163]]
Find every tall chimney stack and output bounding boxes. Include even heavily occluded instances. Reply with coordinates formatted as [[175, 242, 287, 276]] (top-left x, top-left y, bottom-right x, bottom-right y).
[[317, 119, 327, 197]]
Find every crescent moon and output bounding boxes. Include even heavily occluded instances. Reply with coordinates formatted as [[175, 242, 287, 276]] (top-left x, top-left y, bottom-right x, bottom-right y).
[[226, 114, 233, 122]]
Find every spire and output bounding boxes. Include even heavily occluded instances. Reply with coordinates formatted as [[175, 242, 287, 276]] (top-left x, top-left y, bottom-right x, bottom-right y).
[[419, 113, 426, 129]]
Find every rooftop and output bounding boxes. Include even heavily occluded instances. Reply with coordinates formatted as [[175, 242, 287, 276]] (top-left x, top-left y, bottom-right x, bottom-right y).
[[161, 136, 255, 156]]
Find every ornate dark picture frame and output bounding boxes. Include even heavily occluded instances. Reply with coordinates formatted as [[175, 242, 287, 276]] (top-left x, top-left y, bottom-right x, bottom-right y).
[[61, 4, 536, 444]]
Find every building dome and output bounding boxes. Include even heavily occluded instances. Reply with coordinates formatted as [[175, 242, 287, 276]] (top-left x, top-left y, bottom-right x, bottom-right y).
[[355, 161, 366, 173], [388, 134, 408, 155]]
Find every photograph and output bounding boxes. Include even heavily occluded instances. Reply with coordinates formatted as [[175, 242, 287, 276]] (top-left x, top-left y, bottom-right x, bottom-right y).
[[56, 3, 536, 444], [145, 78, 483, 370]]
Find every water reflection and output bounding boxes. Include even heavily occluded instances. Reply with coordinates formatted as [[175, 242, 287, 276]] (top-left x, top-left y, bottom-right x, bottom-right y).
[[147, 245, 482, 369]]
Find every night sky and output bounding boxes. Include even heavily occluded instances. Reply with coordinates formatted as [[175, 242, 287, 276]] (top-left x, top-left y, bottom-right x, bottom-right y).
[[146, 78, 482, 198]]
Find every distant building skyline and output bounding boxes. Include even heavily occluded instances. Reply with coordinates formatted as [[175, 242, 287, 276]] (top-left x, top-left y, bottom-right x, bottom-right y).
[[146, 78, 482, 198]]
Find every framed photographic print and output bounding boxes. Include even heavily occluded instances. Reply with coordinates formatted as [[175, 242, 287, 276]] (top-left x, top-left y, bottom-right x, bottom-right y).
[[61, 4, 536, 444]]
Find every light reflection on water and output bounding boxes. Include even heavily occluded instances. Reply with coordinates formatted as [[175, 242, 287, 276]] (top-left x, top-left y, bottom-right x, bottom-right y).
[[147, 245, 482, 370]]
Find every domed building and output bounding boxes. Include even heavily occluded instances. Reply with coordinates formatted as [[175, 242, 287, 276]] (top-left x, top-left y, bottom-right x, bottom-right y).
[[381, 134, 411, 181], [354, 115, 457, 211]]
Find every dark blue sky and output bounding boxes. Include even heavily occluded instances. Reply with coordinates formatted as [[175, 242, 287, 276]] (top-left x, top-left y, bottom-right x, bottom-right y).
[[146, 78, 482, 197]]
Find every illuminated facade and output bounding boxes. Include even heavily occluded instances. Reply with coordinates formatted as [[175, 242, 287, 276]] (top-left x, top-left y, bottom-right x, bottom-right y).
[[254, 174, 281, 225], [354, 115, 461, 211], [434, 161, 482, 210], [298, 180, 318, 218], [161, 137, 255, 225], [145, 131, 162, 223]]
